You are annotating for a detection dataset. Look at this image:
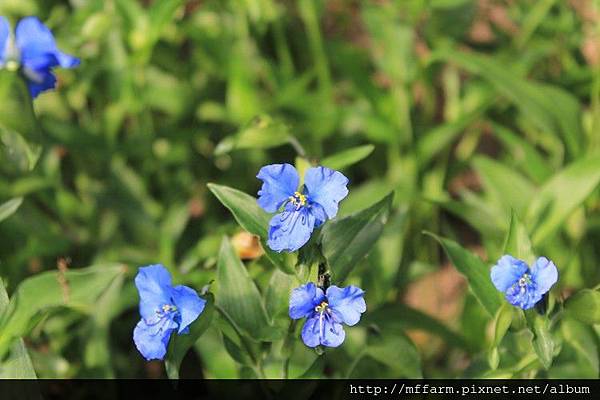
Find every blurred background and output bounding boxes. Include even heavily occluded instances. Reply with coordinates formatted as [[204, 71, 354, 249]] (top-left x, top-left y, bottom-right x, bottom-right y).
[[1, 0, 599, 378]]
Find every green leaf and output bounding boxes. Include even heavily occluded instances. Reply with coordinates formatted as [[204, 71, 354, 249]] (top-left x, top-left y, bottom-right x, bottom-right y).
[[554, 319, 599, 378], [165, 294, 215, 379], [207, 183, 293, 274], [0, 70, 38, 139], [214, 115, 291, 155], [426, 232, 502, 317], [503, 210, 535, 264], [0, 127, 41, 173], [0, 70, 41, 173], [265, 269, 295, 321], [525, 311, 554, 369], [492, 123, 551, 183], [488, 303, 513, 369], [417, 94, 494, 165], [83, 272, 125, 378], [0, 279, 36, 379], [0, 264, 126, 358], [432, 50, 583, 156], [363, 303, 470, 350], [321, 193, 393, 284], [526, 155, 600, 245], [564, 289, 600, 325], [215, 237, 280, 342], [473, 156, 535, 217], [363, 331, 422, 378], [0, 197, 23, 223], [320, 144, 374, 170]]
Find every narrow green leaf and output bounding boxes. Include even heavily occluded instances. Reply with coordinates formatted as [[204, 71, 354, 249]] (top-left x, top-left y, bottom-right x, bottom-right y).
[[564, 289, 600, 325], [503, 210, 535, 264], [363, 331, 422, 378], [320, 144, 374, 170], [0, 265, 126, 358], [265, 269, 295, 321], [0, 279, 36, 379], [0, 70, 39, 140], [525, 311, 554, 369], [526, 155, 600, 245], [165, 294, 215, 379], [0, 197, 23, 223], [215, 237, 280, 342], [557, 319, 599, 378], [322, 193, 393, 284], [214, 115, 291, 155], [431, 50, 583, 156], [417, 94, 493, 165], [0, 127, 41, 173], [492, 123, 551, 183], [473, 156, 535, 217], [426, 232, 502, 317], [207, 183, 294, 274], [488, 303, 513, 369], [363, 303, 470, 350]]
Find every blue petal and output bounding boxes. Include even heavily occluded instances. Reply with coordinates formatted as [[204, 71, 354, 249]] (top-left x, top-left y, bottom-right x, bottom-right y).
[[289, 282, 325, 320], [505, 281, 540, 310], [24, 68, 56, 99], [327, 285, 366, 326], [304, 166, 349, 220], [267, 206, 316, 252], [0, 17, 9, 62], [300, 315, 321, 348], [135, 265, 173, 320], [16, 17, 79, 69], [171, 285, 206, 334], [531, 257, 558, 296], [133, 317, 177, 361], [491, 255, 528, 293], [257, 164, 299, 213], [301, 314, 346, 348], [310, 203, 327, 227]]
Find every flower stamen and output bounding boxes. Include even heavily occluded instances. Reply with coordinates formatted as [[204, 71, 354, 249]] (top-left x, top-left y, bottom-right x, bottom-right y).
[[158, 304, 177, 315], [314, 301, 328, 313], [288, 191, 308, 209]]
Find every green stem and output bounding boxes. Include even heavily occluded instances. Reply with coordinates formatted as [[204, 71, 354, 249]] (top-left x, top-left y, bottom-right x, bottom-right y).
[[345, 348, 367, 378], [288, 135, 307, 157], [282, 319, 298, 379]]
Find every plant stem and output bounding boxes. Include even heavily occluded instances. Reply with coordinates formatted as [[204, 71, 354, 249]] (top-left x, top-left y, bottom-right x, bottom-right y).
[[345, 348, 367, 379], [282, 319, 298, 379]]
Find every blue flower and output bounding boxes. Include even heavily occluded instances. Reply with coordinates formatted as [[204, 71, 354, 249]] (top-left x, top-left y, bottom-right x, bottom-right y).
[[491, 255, 558, 310], [257, 164, 349, 252], [289, 282, 366, 348], [0, 16, 79, 98], [133, 265, 206, 361]]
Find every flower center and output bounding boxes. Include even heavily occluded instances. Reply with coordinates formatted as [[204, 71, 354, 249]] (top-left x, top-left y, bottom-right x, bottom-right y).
[[518, 273, 531, 288], [158, 304, 177, 315], [314, 301, 329, 313], [289, 191, 308, 209]]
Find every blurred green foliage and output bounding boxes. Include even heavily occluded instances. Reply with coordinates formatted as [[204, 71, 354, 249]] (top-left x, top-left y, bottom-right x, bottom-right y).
[[1, 0, 600, 379]]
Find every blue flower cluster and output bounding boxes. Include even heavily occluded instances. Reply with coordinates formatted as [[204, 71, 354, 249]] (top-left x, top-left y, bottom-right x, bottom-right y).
[[133, 265, 206, 361], [257, 163, 349, 252], [491, 255, 558, 310], [131, 162, 561, 362], [289, 282, 366, 348], [0, 16, 79, 98]]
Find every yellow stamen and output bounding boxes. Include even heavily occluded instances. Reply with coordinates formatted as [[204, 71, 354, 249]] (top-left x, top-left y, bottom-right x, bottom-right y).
[[314, 301, 328, 313], [289, 191, 307, 208], [161, 304, 177, 313]]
